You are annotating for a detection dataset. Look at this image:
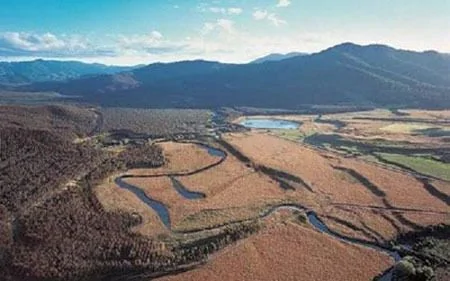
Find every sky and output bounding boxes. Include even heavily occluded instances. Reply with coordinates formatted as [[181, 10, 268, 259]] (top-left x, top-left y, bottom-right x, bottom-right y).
[[0, 0, 449, 65]]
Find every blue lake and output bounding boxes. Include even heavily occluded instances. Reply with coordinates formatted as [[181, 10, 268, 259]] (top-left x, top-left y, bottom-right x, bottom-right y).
[[239, 118, 300, 129]]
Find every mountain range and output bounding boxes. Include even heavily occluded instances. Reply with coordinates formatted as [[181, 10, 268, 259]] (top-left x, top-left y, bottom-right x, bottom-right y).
[[251, 52, 307, 64], [9, 43, 450, 109], [0, 60, 138, 85]]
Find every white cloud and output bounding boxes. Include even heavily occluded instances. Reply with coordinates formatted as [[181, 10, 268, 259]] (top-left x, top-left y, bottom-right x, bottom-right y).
[[202, 19, 235, 35], [228, 8, 243, 15], [267, 14, 287, 26], [0, 32, 110, 57], [253, 10, 268, 20], [217, 19, 235, 33], [116, 31, 163, 49], [0, 29, 319, 65], [151, 31, 163, 40], [276, 0, 291, 7], [209, 7, 243, 15], [253, 10, 287, 26]]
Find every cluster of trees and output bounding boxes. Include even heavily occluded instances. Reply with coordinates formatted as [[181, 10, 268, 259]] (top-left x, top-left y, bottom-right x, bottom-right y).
[[0, 105, 97, 138], [117, 144, 165, 169], [101, 108, 210, 136], [172, 221, 260, 266], [0, 127, 105, 213]]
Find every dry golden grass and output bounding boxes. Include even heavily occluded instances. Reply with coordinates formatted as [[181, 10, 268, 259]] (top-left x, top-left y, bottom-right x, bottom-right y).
[[95, 176, 168, 236], [96, 132, 448, 242], [339, 120, 450, 145], [224, 133, 379, 207], [402, 109, 450, 120], [340, 159, 449, 212], [319, 206, 407, 242], [237, 109, 450, 145], [224, 132, 450, 241], [95, 140, 290, 235], [124, 170, 288, 232], [129, 141, 220, 175], [176, 152, 253, 196], [400, 213, 450, 228], [158, 219, 393, 281], [430, 180, 450, 197]]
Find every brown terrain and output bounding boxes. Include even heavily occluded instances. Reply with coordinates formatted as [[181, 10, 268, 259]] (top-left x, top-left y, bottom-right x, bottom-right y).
[[159, 214, 393, 281], [3, 104, 448, 281], [224, 132, 449, 242], [92, 111, 449, 281], [129, 141, 220, 176]]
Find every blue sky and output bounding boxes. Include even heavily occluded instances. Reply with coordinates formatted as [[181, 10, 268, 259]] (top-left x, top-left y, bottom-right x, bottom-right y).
[[0, 0, 448, 65]]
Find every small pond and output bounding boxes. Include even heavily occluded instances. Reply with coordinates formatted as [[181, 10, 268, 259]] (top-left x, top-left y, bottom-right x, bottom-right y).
[[239, 118, 301, 129]]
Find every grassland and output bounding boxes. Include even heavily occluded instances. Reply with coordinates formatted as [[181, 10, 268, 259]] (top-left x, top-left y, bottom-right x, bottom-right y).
[[376, 153, 450, 181], [224, 132, 450, 242], [83, 108, 450, 281], [128, 141, 220, 176], [159, 218, 393, 281], [104, 142, 288, 234], [380, 123, 435, 133]]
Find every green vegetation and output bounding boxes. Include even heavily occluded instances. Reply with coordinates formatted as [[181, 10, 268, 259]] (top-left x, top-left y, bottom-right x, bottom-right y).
[[271, 129, 307, 141], [380, 123, 433, 133], [376, 153, 450, 181], [271, 129, 317, 142]]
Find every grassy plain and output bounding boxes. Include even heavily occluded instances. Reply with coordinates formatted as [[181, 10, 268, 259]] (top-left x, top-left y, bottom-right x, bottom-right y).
[[159, 218, 393, 281], [129, 141, 219, 175], [376, 153, 450, 181], [224, 132, 450, 241], [94, 109, 450, 281]]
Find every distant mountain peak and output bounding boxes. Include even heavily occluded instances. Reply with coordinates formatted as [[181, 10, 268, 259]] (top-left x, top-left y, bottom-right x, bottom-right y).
[[251, 52, 307, 64], [323, 42, 398, 55]]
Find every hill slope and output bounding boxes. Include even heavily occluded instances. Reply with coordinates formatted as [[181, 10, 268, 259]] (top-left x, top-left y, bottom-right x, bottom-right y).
[[22, 43, 450, 109], [0, 59, 137, 85]]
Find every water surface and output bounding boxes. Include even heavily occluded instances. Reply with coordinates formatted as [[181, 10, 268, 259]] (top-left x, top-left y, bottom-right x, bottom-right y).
[[115, 177, 171, 228], [169, 176, 206, 199], [240, 118, 300, 129]]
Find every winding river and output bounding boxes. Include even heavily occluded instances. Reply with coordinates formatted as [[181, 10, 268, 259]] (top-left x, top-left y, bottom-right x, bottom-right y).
[[169, 176, 205, 199], [114, 141, 400, 280]]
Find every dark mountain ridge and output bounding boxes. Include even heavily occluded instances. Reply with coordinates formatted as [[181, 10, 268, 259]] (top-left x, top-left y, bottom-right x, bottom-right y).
[[0, 59, 139, 85], [19, 43, 450, 109]]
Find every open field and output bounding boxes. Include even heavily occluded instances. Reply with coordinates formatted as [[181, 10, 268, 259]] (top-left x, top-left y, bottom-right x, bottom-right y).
[[224, 132, 450, 242], [236, 109, 450, 146], [106, 143, 288, 233], [128, 141, 220, 176], [93, 128, 449, 280], [95, 176, 169, 236], [159, 216, 393, 281], [375, 153, 450, 181], [237, 109, 450, 185]]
